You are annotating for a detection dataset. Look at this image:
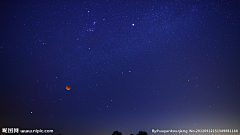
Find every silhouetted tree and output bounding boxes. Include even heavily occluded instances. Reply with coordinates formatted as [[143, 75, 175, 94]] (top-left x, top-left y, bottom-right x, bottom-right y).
[[130, 134, 134, 135], [112, 131, 122, 135], [137, 131, 148, 135]]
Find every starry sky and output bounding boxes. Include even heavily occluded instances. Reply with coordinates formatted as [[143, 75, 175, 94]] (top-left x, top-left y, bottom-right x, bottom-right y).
[[0, 0, 240, 135]]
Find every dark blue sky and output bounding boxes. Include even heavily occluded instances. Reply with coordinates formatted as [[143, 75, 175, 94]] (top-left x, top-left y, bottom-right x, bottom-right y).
[[0, 0, 240, 135]]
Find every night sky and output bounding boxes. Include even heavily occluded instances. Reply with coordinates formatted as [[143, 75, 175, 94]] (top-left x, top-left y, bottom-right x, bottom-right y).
[[0, 0, 240, 135]]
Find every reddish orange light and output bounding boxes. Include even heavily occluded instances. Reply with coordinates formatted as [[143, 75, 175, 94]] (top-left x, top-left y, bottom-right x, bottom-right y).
[[66, 85, 71, 90]]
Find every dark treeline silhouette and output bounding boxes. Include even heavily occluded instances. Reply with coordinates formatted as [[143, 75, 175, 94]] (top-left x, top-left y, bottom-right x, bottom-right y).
[[112, 131, 122, 135], [137, 131, 148, 135], [112, 131, 148, 135]]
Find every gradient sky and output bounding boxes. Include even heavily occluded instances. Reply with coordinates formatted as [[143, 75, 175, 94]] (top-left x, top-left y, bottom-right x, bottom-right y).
[[0, 0, 240, 135]]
